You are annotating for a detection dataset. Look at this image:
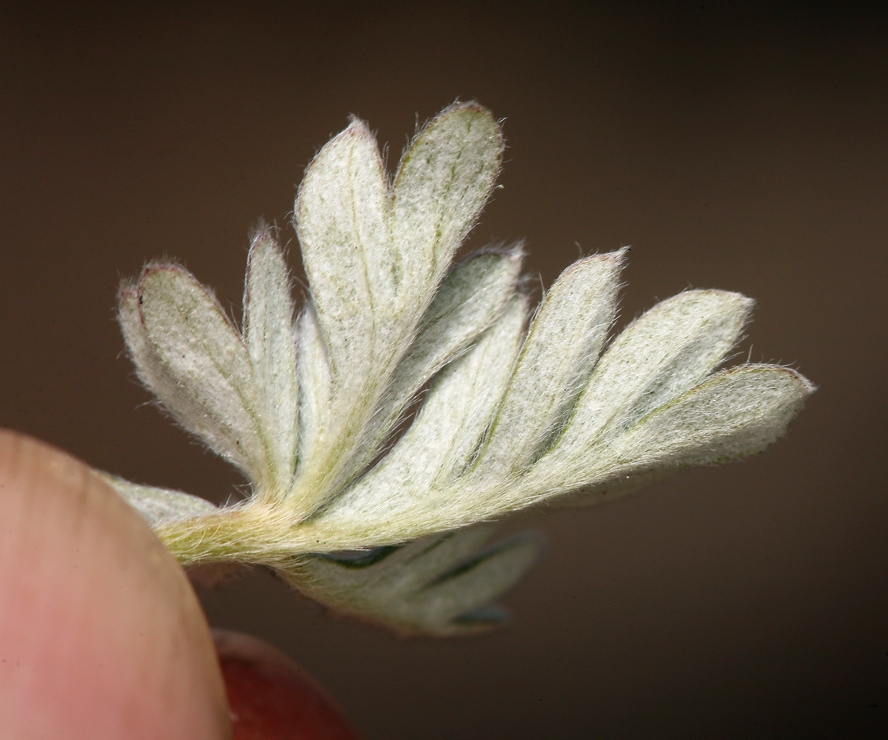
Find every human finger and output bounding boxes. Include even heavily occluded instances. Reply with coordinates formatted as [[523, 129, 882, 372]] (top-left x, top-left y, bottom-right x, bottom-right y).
[[0, 430, 231, 739]]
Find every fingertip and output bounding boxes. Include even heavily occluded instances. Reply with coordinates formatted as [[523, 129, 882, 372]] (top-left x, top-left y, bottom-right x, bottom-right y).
[[0, 430, 231, 739]]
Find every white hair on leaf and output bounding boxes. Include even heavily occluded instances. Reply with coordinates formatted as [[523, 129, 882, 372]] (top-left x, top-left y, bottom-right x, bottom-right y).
[[110, 102, 813, 636]]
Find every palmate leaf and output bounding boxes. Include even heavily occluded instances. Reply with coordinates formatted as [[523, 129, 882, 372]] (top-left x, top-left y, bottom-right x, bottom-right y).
[[111, 102, 813, 636]]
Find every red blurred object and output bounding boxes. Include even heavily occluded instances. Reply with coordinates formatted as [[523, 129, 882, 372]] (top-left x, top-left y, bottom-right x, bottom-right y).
[[214, 630, 363, 740]]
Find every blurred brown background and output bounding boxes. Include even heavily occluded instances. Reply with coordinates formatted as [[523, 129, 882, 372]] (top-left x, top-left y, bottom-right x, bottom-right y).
[[1, 2, 886, 738]]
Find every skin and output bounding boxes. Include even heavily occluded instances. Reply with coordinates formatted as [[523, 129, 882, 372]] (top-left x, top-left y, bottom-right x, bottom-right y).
[[0, 430, 363, 739], [0, 430, 231, 738]]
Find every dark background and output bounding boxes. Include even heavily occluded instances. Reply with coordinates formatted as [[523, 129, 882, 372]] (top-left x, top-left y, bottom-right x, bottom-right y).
[[2, 2, 886, 738]]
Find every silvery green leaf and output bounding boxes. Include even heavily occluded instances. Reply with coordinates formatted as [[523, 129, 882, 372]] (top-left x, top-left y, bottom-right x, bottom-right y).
[[112, 102, 814, 634], [524, 365, 813, 500], [290, 119, 401, 508], [98, 473, 217, 528], [290, 104, 505, 512], [339, 248, 523, 484], [293, 118, 392, 500], [296, 117, 392, 372], [242, 229, 299, 498], [392, 102, 503, 277], [315, 297, 527, 543], [539, 289, 752, 479], [280, 524, 540, 636], [598, 364, 815, 473], [475, 250, 625, 475], [294, 305, 333, 478], [119, 266, 271, 488]]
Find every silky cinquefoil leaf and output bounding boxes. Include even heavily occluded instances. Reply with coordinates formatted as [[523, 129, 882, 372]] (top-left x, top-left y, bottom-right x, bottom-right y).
[[410, 532, 540, 634], [292, 121, 392, 500], [280, 524, 539, 636], [289, 105, 507, 513], [392, 102, 504, 277], [599, 364, 814, 473], [243, 229, 299, 499], [539, 289, 752, 480], [476, 249, 626, 475], [294, 305, 333, 475], [120, 265, 270, 488], [296, 118, 393, 369], [99, 473, 218, 528], [114, 103, 812, 638], [339, 247, 524, 485], [315, 297, 528, 544]]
